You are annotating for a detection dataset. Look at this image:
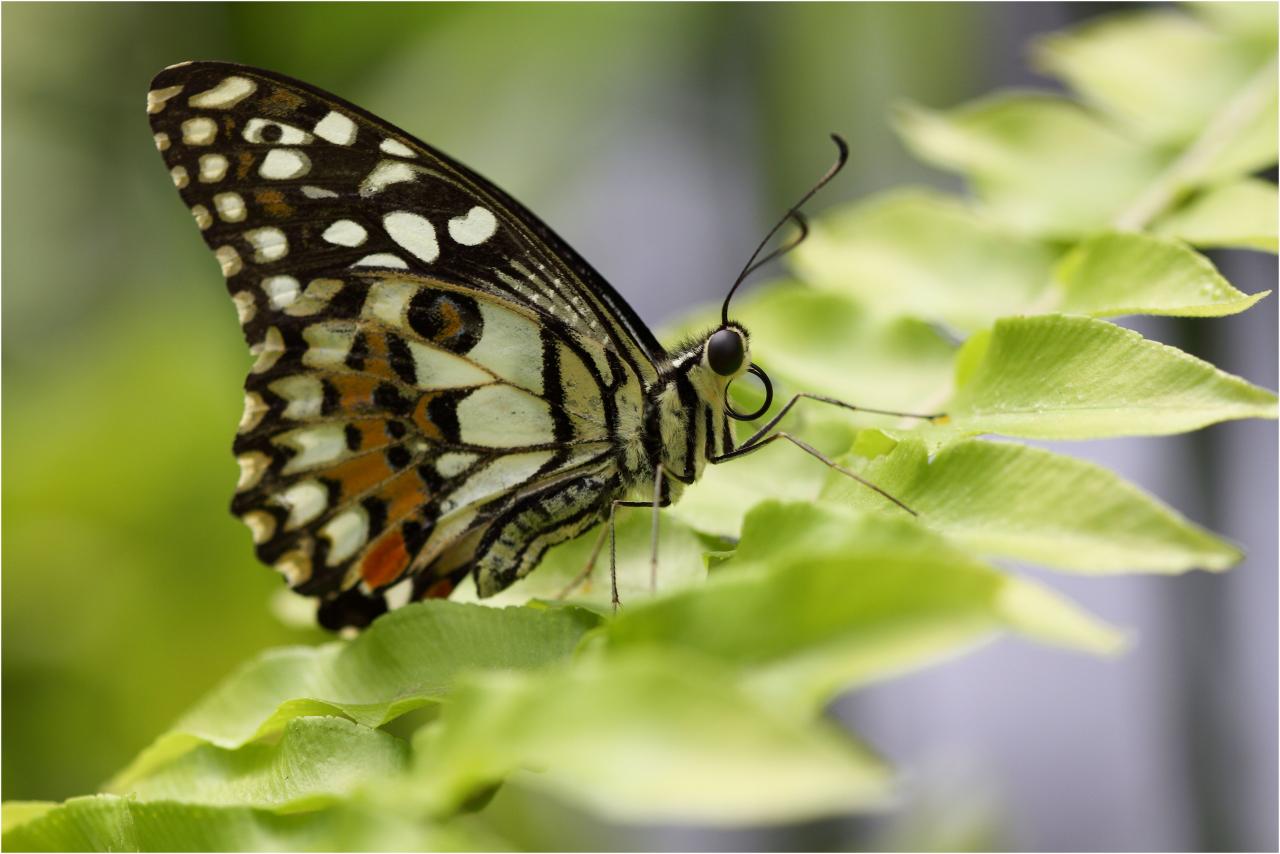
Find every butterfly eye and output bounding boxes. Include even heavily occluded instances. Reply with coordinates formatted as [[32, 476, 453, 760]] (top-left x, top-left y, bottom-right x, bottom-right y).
[[706, 328, 745, 376]]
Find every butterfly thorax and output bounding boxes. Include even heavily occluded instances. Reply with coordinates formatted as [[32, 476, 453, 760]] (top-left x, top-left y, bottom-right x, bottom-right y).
[[632, 330, 747, 505]]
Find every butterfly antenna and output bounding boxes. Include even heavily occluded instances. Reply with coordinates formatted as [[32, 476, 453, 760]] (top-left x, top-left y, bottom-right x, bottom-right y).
[[721, 133, 850, 325]]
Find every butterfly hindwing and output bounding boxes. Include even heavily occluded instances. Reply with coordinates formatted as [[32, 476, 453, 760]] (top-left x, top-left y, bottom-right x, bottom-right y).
[[148, 62, 659, 623]]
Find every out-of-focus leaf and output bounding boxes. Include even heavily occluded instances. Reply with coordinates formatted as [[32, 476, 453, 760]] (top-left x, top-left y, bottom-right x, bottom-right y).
[[731, 283, 958, 412], [823, 437, 1241, 573], [0, 796, 484, 853], [895, 94, 1164, 238], [1154, 180, 1279, 252], [1050, 232, 1270, 317], [918, 315, 1277, 442], [606, 502, 1122, 714], [2, 803, 56, 835], [791, 189, 1056, 332], [112, 602, 598, 789], [405, 653, 891, 824], [1034, 11, 1274, 145], [118, 717, 407, 812], [1192, 1, 1279, 46]]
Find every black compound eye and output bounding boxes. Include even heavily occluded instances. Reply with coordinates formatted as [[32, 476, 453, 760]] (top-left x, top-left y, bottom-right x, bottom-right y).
[[706, 328, 745, 376]]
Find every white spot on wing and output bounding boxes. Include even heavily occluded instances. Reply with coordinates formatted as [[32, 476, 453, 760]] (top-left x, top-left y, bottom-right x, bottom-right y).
[[240, 391, 269, 432], [314, 111, 357, 145], [154, 132, 170, 151], [199, 153, 228, 182], [448, 206, 497, 246], [362, 280, 417, 327], [251, 326, 284, 373], [170, 166, 189, 188], [383, 212, 438, 263], [379, 138, 416, 157], [232, 290, 256, 324], [384, 580, 414, 609], [245, 227, 289, 262], [352, 253, 409, 269], [270, 374, 325, 419], [236, 452, 270, 491], [278, 480, 328, 528], [302, 323, 356, 368], [214, 192, 246, 222], [436, 452, 478, 478], [301, 185, 339, 199], [241, 511, 276, 545], [322, 219, 368, 247], [147, 84, 184, 114], [188, 76, 256, 109], [277, 424, 348, 473], [275, 551, 312, 585], [262, 275, 301, 309], [191, 205, 212, 230], [181, 116, 217, 145], [360, 160, 415, 196], [259, 149, 311, 180], [323, 508, 369, 565], [215, 245, 242, 277]]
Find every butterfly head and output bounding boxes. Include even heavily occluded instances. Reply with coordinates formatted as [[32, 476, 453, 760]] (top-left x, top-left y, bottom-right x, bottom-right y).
[[691, 322, 774, 421]]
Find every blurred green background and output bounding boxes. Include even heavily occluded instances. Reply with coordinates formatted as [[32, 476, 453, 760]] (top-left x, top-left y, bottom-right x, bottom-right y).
[[3, 3, 1275, 850]]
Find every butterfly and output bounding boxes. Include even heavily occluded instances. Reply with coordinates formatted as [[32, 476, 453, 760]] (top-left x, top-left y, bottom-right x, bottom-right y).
[[147, 61, 927, 630]]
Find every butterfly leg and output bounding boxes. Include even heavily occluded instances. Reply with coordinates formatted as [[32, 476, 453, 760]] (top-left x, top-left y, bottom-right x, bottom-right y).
[[606, 487, 675, 613], [712, 431, 917, 516], [734, 393, 942, 453], [649, 463, 664, 595], [554, 523, 610, 601]]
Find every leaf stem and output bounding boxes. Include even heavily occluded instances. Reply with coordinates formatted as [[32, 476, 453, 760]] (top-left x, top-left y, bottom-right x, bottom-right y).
[[1113, 55, 1278, 231]]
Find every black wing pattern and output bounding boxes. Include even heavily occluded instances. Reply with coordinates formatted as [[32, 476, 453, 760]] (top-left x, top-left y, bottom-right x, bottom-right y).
[[147, 61, 659, 628]]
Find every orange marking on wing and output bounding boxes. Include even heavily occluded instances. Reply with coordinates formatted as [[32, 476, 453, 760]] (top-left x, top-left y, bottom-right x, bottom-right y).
[[236, 152, 254, 179], [421, 577, 455, 600], [356, 331, 399, 381], [325, 453, 395, 498], [380, 467, 429, 522], [412, 392, 443, 440], [436, 300, 462, 342], [349, 419, 393, 452], [254, 189, 293, 218], [361, 530, 409, 587], [329, 374, 380, 410]]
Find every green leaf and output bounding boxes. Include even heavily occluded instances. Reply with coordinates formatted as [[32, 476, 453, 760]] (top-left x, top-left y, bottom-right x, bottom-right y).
[[790, 188, 1056, 331], [672, 282, 957, 413], [1154, 179, 1279, 252], [895, 93, 1163, 238], [822, 438, 1241, 573], [1034, 11, 1274, 145], [404, 653, 892, 824], [112, 601, 599, 789], [1050, 232, 1270, 317], [0, 796, 483, 853], [118, 717, 408, 812], [921, 315, 1277, 441], [671, 418, 859, 538], [606, 502, 1122, 715]]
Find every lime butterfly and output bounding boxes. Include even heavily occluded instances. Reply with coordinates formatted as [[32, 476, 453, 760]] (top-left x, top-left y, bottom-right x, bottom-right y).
[[147, 61, 926, 629]]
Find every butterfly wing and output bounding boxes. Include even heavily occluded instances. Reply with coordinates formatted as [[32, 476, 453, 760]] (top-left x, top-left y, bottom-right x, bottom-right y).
[[147, 61, 656, 627]]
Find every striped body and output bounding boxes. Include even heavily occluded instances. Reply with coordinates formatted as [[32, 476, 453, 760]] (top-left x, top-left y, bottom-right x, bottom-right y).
[[147, 61, 750, 629]]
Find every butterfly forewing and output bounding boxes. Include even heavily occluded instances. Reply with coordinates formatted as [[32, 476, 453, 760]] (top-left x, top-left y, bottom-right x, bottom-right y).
[[148, 61, 657, 626]]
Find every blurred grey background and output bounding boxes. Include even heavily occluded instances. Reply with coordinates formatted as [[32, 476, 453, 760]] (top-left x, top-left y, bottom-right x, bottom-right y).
[[3, 3, 1275, 850]]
